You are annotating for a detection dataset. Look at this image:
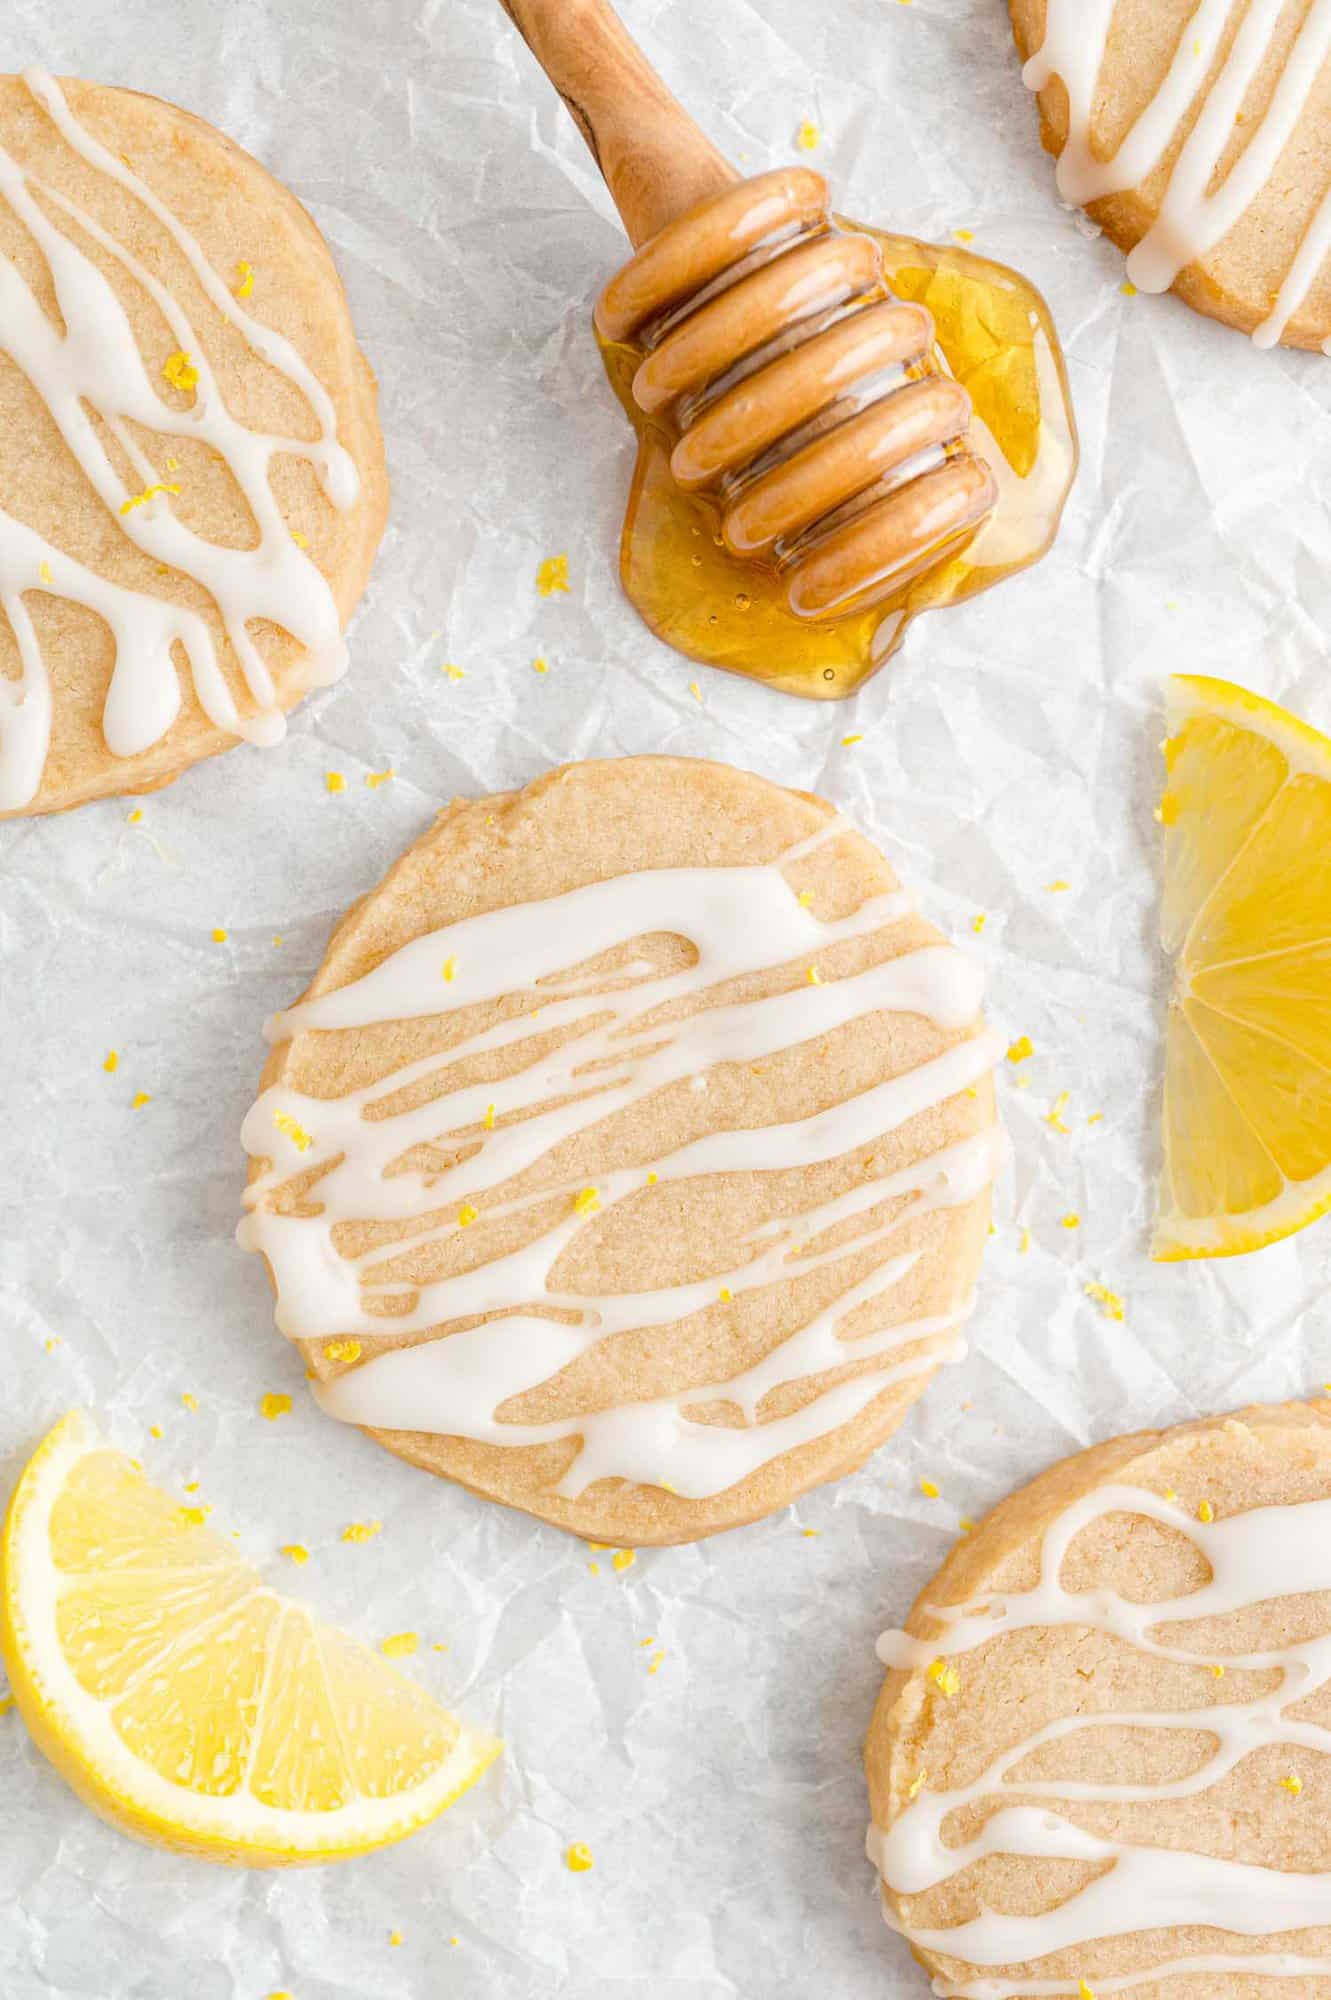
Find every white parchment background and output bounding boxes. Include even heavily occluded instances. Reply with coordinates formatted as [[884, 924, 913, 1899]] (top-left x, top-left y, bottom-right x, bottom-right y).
[[2, 0, 1330, 1994]]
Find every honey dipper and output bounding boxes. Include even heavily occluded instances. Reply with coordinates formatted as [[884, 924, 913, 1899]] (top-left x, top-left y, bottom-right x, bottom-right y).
[[499, 0, 1075, 694]]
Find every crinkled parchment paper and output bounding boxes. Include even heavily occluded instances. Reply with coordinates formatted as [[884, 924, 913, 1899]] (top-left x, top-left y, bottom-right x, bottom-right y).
[[3, 0, 1331, 1993]]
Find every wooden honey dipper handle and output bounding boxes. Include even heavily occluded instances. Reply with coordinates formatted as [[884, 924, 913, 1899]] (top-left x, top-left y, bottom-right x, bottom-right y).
[[497, 0, 737, 247]]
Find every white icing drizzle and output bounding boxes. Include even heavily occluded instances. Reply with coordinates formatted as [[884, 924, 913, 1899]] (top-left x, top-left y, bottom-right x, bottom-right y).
[[0, 68, 360, 811], [238, 827, 1001, 1500], [1025, 0, 1331, 352], [870, 1478, 1331, 1996]]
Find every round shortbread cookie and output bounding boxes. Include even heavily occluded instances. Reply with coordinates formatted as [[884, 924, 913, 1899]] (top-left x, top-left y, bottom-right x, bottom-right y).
[[0, 70, 387, 816], [866, 1400, 1331, 1997], [1009, 0, 1331, 352], [239, 756, 1001, 1546]]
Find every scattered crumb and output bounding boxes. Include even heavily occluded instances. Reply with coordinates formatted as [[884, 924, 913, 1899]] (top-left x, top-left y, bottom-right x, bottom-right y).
[[381, 1632, 419, 1659], [342, 1520, 382, 1544], [1006, 1036, 1033, 1063], [259, 1393, 292, 1422], [281, 1544, 309, 1565], [565, 1842, 594, 1872], [536, 552, 569, 596]]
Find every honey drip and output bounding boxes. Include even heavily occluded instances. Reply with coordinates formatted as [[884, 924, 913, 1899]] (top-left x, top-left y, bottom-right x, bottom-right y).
[[600, 230, 1078, 701]]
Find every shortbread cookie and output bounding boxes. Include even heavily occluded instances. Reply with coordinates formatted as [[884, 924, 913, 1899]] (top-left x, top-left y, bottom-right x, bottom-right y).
[[1010, 0, 1331, 351], [866, 1400, 1331, 1997], [0, 69, 387, 815], [239, 757, 1001, 1546]]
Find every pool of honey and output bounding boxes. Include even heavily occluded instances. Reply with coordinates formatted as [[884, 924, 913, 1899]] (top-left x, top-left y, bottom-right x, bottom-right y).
[[598, 228, 1078, 702]]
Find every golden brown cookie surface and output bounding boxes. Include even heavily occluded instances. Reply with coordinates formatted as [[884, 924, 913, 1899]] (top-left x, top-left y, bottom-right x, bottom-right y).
[[240, 756, 1000, 1545], [1010, 0, 1331, 350], [867, 1400, 1331, 1995], [0, 72, 387, 815]]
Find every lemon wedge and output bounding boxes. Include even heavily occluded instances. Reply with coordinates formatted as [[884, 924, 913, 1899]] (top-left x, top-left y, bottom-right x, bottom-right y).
[[0, 1413, 499, 1863], [1156, 674, 1331, 1260]]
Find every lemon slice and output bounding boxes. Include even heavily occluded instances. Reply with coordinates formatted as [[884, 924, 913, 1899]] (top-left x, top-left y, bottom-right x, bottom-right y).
[[0, 1413, 500, 1863], [1156, 674, 1331, 1260]]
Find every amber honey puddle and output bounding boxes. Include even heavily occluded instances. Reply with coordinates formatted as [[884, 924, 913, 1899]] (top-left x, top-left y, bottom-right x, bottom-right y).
[[599, 230, 1077, 701]]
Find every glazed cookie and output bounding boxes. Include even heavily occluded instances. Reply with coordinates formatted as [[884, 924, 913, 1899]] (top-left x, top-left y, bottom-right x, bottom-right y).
[[239, 756, 1001, 1546], [1010, 1, 1331, 351], [0, 69, 387, 816], [866, 1400, 1331, 1997]]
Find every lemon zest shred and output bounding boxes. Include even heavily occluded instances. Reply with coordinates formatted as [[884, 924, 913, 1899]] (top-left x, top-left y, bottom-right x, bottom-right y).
[[565, 1842, 594, 1872], [272, 1109, 313, 1153], [161, 349, 198, 393], [259, 1393, 292, 1422], [1084, 1280, 1125, 1322], [324, 1339, 361, 1363], [927, 1658, 961, 1698], [381, 1632, 418, 1658], [536, 552, 569, 596], [1006, 1036, 1033, 1063]]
